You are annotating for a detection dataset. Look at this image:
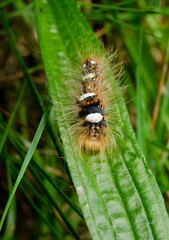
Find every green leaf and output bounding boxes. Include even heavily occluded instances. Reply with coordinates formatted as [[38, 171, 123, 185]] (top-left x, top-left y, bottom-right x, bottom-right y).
[[34, 0, 169, 239]]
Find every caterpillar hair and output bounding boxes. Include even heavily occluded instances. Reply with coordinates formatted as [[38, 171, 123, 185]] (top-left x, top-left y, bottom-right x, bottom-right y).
[[53, 48, 125, 157]]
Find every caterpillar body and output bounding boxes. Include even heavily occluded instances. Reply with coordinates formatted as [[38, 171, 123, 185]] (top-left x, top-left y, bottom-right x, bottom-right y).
[[77, 58, 107, 151], [56, 51, 123, 156]]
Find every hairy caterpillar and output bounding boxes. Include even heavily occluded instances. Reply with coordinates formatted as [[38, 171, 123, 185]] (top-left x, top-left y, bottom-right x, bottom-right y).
[[77, 58, 107, 151], [57, 50, 123, 156]]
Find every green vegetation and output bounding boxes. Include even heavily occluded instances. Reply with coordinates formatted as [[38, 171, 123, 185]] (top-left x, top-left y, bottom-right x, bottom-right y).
[[0, 0, 169, 239]]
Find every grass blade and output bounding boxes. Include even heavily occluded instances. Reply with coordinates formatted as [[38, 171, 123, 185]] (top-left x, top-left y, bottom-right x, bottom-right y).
[[0, 9, 63, 156], [0, 80, 26, 154], [136, 28, 145, 153], [9, 164, 61, 239], [0, 105, 51, 231]]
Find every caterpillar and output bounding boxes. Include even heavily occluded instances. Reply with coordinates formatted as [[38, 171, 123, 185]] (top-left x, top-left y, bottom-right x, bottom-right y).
[[77, 58, 107, 151], [59, 51, 123, 156]]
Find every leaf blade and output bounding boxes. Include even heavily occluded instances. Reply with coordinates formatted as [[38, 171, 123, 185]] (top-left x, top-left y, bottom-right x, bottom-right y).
[[34, 0, 169, 239]]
